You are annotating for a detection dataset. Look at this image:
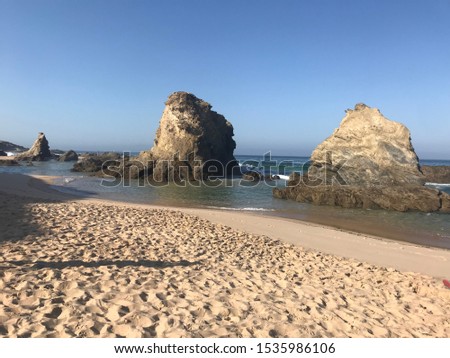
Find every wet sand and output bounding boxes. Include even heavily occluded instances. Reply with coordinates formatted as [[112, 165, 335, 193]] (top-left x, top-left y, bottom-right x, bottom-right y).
[[268, 209, 450, 250]]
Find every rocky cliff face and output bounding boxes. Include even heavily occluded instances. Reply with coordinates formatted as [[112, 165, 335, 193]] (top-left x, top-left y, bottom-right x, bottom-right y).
[[310, 104, 424, 186], [145, 92, 238, 181], [273, 104, 448, 213], [16, 133, 53, 161]]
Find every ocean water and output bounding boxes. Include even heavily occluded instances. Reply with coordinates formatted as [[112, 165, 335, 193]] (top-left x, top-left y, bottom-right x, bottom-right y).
[[1, 155, 449, 249]]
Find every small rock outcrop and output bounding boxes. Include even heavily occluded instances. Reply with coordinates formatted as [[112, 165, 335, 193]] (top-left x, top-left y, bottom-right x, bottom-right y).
[[242, 171, 280, 182], [72, 152, 122, 175], [274, 104, 448, 212], [16, 133, 53, 161], [142, 91, 238, 182], [242, 171, 263, 182], [421, 166, 450, 184], [0, 140, 27, 152], [58, 150, 79, 162], [441, 193, 450, 213], [0, 159, 20, 166], [0, 150, 6, 156]]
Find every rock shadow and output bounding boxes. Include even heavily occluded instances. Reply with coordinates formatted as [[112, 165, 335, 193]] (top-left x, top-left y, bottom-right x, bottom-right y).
[[0, 174, 74, 243], [7, 259, 201, 269]]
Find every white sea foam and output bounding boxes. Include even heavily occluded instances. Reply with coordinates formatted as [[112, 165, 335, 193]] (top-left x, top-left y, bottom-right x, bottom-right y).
[[64, 177, 76, 184], [6, 152, 14, 156], [278, 175, 290, 180], [205, 206, 274, 212], [425, 182, 450, 187], [240, 164, 257, 171]]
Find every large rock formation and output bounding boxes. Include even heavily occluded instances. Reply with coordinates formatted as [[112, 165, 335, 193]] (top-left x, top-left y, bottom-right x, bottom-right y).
[[273, 104, 449, 212], [141, 91, 238, 181], [16, 133, 53, 161], [309, 103, 424, 186]]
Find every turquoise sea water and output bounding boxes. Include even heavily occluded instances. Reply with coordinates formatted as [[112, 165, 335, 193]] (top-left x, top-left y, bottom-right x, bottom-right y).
[[1, 155, 449, 249]]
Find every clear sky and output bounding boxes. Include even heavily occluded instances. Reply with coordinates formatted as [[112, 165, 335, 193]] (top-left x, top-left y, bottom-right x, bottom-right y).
[[1, 0, 449, 159]]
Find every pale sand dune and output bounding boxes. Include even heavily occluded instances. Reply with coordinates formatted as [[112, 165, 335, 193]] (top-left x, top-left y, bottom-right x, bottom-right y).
[[0, 173, 449, 337]]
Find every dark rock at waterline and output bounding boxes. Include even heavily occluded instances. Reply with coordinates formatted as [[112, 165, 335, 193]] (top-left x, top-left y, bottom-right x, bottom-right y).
[[71, 152, 153, 179], [0, 151, 7, 156], [242, 171, 263, 182], [440, 192, 450, 213], [115, 156, 154, 180], [16, 132, 54, 161], [51, 149, 65, 155], [242, 171, 281, 182], [421, 166, 450, 184], [58, 150, 79, 162], [72, 153, 122, 174], [273, 174, 445, 212], [0, 159, 20, 166]]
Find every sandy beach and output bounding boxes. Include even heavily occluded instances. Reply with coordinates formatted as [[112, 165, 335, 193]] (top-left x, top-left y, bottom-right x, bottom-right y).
[[0, 173, 449, 338]]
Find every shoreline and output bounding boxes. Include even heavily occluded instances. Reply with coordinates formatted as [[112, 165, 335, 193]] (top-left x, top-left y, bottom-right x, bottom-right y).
[[1, 172, 450, 278], [50, 172, 450, 250]]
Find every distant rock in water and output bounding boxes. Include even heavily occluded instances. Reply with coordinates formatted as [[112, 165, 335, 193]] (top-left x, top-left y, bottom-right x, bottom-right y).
[[421, 166, 450, 184], [58, 150, 79, 162], [51, 149, 66, 156], [242, 171, 264, 182], [72, 152, 122, 175], [0, 140, 28, 153], [141, 91, 238, 181], [274, 104, 449, 213], [242, 171, 280, 183], [16, 132, 54, 161]]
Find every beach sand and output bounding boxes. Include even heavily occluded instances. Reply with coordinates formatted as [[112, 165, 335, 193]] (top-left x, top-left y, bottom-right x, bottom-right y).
[[0, 173, 449, 337]]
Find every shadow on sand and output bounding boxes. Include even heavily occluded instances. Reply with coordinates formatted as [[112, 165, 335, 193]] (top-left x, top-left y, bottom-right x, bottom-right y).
[[0, 174, 75, 243], [0, 175, 202, 271], [7, 259, 201, 269]]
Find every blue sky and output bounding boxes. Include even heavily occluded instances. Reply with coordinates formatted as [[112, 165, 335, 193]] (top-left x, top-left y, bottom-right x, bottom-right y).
[[1, 0, 449, 158]]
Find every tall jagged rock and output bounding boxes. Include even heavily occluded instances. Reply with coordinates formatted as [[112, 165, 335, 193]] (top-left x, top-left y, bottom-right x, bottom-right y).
[[273, 104, 448, 212], [142, 92, 238, 181], [310, 103, 424, 186], [16, 132, 53, 161]]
